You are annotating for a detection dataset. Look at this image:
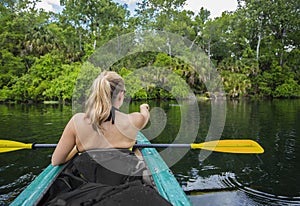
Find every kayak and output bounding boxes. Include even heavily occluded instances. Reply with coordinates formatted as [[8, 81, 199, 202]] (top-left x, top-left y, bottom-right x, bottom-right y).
[[11, 132, 191, 206]]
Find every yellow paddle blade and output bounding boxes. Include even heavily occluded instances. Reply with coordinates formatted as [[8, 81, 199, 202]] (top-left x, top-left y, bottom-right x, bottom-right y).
[[191, 140, 264, 154], [0, 140, 33, 153]]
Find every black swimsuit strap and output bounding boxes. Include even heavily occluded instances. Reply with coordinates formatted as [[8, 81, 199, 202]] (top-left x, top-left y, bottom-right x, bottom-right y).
[[105, 106, 119, 124]]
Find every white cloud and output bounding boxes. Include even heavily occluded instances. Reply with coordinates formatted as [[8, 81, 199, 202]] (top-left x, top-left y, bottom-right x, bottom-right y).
[[118, 0, 237, 18], [35, 0, 237, 19], [184, 0, 238, 18], [119, 0, 139, 5], [36, 0, 62, 13]]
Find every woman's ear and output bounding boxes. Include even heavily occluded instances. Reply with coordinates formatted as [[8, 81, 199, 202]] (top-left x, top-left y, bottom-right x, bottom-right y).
[[118, 91, 123, 101]]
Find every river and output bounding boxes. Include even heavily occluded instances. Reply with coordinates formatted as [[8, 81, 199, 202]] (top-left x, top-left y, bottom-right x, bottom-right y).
[[0, 99, 299, 205]]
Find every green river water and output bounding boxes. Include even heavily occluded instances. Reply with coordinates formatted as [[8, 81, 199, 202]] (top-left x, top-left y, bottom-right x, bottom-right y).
[[0, 99, 299, 205]]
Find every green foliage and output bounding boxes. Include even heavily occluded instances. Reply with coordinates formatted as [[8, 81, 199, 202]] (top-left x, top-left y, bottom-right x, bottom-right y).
[[43, 63, 80, 101], [258, 64, 300, 98], [0, 50, 26, 88], [274, 79, 300, 98], [0, 0, 299, 102], [221, 70, 252, 98], [123, 65, 192, 100], [3, 53, 80, 102], [72, 62, 101, 111]]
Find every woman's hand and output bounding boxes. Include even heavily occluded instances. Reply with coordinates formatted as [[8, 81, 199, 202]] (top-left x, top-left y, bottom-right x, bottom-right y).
[[140, 103, 150, 111], [138, 103, 150, 129]]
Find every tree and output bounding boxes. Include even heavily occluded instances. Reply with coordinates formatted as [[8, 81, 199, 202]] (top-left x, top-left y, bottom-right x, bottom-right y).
[[237, 0, 300, 97], [60, 0, 131, 50], [0, 0, 299, 101]]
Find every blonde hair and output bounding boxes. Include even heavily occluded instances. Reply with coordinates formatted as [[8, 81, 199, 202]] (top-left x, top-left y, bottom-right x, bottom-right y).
[[85, 71, 124, 132]]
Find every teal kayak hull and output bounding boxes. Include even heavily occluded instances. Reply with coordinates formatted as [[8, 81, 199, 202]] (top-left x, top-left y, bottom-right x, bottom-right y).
[[11, 132, 191, 206], [11, 164, 63, 206], [136, 133, 191, 206]]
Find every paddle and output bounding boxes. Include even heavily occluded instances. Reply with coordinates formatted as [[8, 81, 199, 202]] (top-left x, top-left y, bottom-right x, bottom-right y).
[[0, 139, 264, 154]]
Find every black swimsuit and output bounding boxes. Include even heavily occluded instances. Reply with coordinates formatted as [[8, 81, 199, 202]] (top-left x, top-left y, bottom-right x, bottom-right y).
[[105, 106, 119, 124]]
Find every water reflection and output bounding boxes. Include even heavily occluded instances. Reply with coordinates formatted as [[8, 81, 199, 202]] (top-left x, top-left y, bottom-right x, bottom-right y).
[[184, 171, 300, 206], [0, 100, 300, 205], [0, 104, 72, 204], [172, 99, 300, 206]]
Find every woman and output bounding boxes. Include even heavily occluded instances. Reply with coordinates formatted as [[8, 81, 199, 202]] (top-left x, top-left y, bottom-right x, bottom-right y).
[[52, 71, 150, 166], [45, 71, 172, 206]]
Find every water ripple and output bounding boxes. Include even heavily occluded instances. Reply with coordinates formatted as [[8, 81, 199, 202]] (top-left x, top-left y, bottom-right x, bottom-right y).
[[227, 174, 300, 205], [183, 172, 237, 192], [0, 173, 34, 204], [185, 172, 300, 206]]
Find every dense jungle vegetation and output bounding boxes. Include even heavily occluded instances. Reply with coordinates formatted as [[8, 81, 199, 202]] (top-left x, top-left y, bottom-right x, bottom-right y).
[[0, 0, 299, 102]]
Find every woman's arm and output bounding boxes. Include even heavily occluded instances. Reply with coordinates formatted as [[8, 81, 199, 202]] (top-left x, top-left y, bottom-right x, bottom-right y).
[[139, 103, 150, 129], [51, 117, 77, 166], [129, 103, 150, 130]]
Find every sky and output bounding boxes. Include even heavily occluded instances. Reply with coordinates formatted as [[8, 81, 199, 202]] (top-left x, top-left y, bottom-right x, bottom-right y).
[[35, 0, 63, 13], [183, 0, 238, 18], [36, 0, 238, 19]]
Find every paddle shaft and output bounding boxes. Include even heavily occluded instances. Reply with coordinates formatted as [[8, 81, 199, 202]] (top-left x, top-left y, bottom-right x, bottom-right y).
[[33, 144, 57, 149], [32, 144, 190, 149], [133, 144, 191, 149]]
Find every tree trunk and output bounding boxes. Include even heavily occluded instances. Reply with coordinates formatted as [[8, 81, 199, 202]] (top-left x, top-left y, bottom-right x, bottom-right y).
[[256, 32, 261, 60], [279, 28, 286, 66]]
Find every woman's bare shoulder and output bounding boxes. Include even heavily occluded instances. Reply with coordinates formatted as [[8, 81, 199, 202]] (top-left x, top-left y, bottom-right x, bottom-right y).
[[71, 113, 90, 126], [72, 112, 86, 120]]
